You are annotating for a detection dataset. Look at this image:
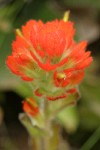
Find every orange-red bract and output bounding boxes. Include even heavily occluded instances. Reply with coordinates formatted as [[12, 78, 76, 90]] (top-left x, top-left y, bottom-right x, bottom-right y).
[[23, 98, 39, 116], [6, 19, 92, 90]]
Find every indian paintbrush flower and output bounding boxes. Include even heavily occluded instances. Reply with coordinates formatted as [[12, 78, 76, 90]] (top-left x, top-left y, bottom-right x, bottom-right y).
[[6, 13, 93, 150], [6, 13, 92, 100]]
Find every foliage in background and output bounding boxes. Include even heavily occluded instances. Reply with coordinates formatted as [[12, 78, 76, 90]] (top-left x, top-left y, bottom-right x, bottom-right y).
[[0, 0, 100, 150]]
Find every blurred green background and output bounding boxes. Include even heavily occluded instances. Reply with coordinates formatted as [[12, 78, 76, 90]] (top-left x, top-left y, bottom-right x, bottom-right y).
[[0, 0, 100, 150]]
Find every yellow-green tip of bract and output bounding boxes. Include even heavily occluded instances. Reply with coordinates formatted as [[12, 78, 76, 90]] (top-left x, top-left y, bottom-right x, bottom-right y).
[[63, 11, 70, 22]]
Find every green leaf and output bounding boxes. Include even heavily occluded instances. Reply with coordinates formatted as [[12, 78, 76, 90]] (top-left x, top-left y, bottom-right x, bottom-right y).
[[57, 106, 79, 133]]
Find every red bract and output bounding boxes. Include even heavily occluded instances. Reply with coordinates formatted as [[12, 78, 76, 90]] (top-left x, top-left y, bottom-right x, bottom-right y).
[[54, 69, 84, 87], [23, 98, 39, 116], [47, 94, 67, 101], [6, 18, 92, 89]]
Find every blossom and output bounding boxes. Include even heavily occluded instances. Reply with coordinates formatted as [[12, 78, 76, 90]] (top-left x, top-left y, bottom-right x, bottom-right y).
[[6, 15, 92, 100], [23, 98, 39, 116], [6, 19, 92, 76]]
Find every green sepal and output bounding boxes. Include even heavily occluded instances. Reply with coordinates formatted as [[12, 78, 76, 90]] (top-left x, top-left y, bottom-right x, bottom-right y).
[[19, 113, 45, 137]]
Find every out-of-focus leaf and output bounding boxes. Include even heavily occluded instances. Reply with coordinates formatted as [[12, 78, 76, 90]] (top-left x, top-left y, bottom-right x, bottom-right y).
[[80, 107, 100, 130], [19, 0, 59, 22], [62, 0, 100, 8], [0, 121, 18, 150], [0, 0, 27, 90], [78, 60, 100, 130], [57, 106, 79, 133], [80, 127, 100, 150]]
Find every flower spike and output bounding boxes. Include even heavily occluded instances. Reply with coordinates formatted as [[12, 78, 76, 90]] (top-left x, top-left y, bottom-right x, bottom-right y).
[[6, 14, 92, 101]]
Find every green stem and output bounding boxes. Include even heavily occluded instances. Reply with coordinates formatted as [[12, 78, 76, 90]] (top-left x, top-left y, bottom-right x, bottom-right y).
[[31, 137, 42, 150], [42, 99, 51, 150], [32, 96, 76, 150]]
